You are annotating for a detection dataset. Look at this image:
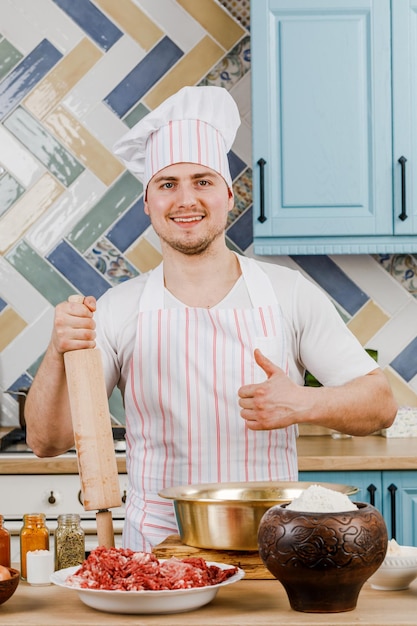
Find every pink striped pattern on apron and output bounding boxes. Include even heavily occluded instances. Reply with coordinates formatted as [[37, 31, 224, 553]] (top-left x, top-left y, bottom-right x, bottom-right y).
[[123, 256, 298, 551]]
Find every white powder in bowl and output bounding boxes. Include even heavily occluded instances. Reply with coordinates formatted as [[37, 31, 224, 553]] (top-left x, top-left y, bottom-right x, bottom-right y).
[[286, 484, 358, 512], [386, 539, 401, 555]]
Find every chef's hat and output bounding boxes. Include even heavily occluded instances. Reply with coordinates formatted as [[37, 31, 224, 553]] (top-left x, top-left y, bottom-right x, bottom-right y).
[[113, 85, 241, 189]]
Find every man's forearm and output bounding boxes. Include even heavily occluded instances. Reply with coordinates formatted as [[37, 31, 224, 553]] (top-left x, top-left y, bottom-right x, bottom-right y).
[[239, 357, 397, 436], [25, 343, 75, 456], [305, 369, 397, 436]]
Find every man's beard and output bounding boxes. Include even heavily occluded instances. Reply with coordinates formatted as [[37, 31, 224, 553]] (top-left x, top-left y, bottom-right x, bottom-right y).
[[152, 218, 227, 256]]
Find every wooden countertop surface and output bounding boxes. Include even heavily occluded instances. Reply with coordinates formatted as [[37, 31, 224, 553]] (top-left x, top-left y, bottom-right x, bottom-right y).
[[3, 576, 417, 625], [297, 434, 417, 471], [1, 431, 417, 474]]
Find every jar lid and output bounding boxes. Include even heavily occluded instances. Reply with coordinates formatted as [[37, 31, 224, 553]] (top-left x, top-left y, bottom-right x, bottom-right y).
[[57, 513, 81, 523]]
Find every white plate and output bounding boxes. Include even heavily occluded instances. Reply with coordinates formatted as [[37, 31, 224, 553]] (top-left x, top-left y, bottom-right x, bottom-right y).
[[50, 562, 245, 614]]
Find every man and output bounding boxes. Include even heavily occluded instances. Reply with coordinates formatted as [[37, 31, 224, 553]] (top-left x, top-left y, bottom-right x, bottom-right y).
[[25, 86, 397, 551]]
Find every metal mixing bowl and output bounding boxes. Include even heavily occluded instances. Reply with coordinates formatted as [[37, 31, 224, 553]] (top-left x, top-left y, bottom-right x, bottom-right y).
[[159, 481, 358, 551]]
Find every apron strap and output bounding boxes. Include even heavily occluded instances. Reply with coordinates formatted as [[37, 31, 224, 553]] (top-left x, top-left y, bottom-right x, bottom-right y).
[[139, 254, 279, 311]]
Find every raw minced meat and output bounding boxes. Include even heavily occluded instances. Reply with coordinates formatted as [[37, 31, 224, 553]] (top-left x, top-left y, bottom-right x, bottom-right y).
[[65, 546, 238, 591]]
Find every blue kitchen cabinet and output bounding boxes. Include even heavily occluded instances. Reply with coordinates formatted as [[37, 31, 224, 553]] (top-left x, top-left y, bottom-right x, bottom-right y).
[[300, 470, 417, 546], [251, 0, 417, 254]]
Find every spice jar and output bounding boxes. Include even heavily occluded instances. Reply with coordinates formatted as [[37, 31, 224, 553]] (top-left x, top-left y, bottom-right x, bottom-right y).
[[0, 515, 11, 567], [54, 514, 85, 570], [20, 513, 50, 580]]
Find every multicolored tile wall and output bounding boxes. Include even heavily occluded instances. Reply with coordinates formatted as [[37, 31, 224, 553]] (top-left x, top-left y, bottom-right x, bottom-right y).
[[1, 0, 417, 427]]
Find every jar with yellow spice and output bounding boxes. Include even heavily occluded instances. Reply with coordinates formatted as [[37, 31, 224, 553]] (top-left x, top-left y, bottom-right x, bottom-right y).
[[20, 513, 50, 580]]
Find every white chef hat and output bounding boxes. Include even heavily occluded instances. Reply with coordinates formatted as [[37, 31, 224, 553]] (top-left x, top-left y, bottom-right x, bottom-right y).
[[113, 85, 241, 190]]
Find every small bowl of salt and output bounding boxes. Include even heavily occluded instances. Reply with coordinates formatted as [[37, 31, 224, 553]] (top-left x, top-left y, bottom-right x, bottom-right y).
[[258, 484, 388, 613], [368, 539, 417, 591]]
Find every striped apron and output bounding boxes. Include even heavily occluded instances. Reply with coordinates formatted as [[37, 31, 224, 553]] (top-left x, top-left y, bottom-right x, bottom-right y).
[[123, 255, 298, 551]]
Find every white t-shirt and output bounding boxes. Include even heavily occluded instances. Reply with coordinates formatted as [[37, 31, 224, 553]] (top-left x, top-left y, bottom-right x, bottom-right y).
[[95, 256, 377, 398]]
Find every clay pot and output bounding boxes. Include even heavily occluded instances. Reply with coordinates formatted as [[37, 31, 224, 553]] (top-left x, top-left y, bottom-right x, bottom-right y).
[[258, 502, 388, 613]]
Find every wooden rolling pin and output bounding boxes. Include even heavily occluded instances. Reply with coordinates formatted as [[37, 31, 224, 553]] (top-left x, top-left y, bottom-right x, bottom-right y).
[[64, 294, 121, 548]]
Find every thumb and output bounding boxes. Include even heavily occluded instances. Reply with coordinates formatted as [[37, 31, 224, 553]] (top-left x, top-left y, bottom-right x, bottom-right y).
[[254, 348, 281, 379], [83, 295, 97, 313]]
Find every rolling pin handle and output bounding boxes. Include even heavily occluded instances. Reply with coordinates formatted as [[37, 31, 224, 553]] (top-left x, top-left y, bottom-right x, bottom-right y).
[[96, 509, 115, 548]]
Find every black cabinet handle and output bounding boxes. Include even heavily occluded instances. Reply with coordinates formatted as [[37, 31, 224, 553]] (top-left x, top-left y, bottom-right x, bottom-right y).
[[388, 483, 398, 540], [398, 156, 408, 221], [367, 483, 377, 507], [257, 158, 267, 223]]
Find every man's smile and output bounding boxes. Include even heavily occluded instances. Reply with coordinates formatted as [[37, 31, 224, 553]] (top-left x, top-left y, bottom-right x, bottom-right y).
[[171, 216, 204, 223]]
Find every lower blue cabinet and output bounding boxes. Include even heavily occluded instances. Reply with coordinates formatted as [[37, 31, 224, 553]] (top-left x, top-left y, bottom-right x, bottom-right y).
[[299, 470, 417, 547]]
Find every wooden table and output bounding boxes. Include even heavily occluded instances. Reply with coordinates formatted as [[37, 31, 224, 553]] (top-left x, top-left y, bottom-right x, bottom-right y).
[[2, 576, 417, 626]]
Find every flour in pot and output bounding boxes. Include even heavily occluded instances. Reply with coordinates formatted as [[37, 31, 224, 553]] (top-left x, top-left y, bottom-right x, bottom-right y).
[[286, 484, 358, 512]]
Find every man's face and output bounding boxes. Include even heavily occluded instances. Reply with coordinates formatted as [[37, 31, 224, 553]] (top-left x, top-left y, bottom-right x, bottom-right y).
[[144, 163, 234, 256]]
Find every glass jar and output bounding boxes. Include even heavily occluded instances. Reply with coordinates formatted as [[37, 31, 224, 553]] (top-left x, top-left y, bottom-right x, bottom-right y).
[[0, 515, 11, 567], [20, 513, 50, 580], [54, 514, 85, 571]]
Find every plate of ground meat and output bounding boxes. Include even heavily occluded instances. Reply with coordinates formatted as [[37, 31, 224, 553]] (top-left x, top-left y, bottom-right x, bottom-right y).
[[50, 546, 244, 614]]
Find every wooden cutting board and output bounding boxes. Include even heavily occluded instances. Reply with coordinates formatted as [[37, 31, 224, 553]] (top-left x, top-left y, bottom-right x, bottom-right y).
[[152, 534, 274, 579]]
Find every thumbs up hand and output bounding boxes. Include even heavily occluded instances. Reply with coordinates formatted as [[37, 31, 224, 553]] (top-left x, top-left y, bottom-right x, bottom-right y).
[[238, 349, 309, 430]]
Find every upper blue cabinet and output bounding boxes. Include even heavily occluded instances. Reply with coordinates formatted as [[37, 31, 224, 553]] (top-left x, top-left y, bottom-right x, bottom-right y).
[[251, 0, 417, 254]]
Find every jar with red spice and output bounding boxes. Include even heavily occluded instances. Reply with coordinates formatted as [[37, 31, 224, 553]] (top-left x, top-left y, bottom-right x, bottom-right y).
[[20, 513, 50, 580], [0, 515, 10, 567]]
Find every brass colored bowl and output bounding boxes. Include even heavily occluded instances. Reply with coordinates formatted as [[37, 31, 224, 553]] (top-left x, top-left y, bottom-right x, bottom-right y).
[[159, 481, 358, 551]]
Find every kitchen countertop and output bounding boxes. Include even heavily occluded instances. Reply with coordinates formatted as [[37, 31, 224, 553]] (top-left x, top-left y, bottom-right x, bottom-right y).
[[3, 575, 417, 625], [296, 434, 417, 471], [1, 431, 417, 474]]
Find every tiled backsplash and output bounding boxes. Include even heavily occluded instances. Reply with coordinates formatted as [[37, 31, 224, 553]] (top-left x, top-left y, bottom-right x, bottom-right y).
[[1, 0, 417, 426]]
